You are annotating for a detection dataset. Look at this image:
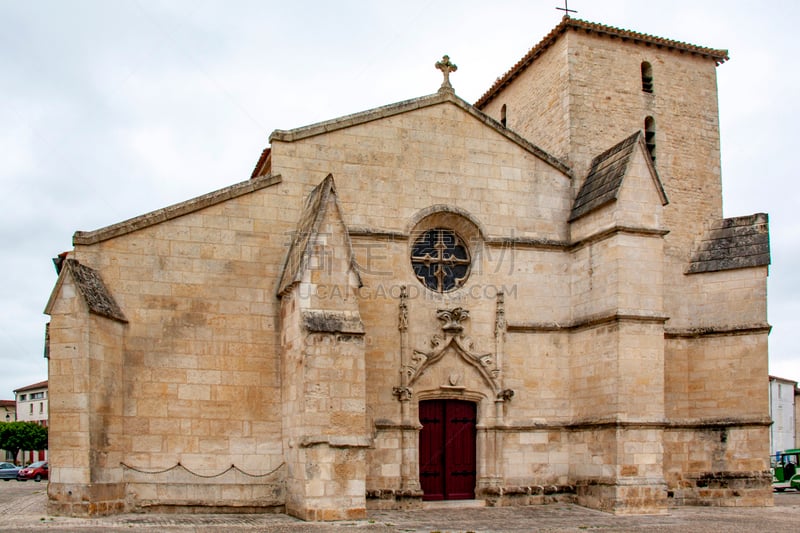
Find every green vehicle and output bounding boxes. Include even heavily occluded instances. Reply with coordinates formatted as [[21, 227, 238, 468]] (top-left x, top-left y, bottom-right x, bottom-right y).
[[772, 449, 800, 492]]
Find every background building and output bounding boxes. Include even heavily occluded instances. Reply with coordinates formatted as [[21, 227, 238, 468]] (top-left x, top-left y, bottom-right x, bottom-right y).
[[1, 399, 15, 423], [770, 375, 798, 455], [14, 380, 48, 464], [1, 399, 16, 462]]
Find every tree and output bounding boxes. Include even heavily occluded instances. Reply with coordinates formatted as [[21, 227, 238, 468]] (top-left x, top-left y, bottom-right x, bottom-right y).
[[0, 422, 48, 464]]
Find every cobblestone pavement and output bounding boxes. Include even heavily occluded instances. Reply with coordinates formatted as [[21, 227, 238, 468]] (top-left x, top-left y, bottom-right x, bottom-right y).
[[1, 483, 799, 532]]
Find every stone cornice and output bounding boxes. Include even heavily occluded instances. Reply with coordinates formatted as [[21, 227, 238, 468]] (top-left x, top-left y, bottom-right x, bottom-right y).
[[347, 225, 667, 252], [664, 323, 772, 338], [348, 227, 408, 241], [373, 417, 771, 433], [297, 435, 372, 448], [507, 317, 772, 337], [507, 312, 668, 333], [569, 226, 669, 251], [73, 174, 282, 246]]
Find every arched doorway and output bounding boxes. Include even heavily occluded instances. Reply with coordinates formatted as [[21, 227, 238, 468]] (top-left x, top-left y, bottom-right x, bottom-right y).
[[419, 399, 477, 500]]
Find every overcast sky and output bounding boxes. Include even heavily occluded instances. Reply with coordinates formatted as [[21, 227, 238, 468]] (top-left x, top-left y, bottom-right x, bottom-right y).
[[0, 0, 797, 401]]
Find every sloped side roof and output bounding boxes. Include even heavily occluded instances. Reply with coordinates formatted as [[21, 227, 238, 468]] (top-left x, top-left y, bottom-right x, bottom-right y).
[[687, 214, 770, 274], [476, 17, 729, 109], [63, 259, 127, 323], [569, 131, 666, 222], [277, 174, 362, 297], [74, 174, 281, 246]]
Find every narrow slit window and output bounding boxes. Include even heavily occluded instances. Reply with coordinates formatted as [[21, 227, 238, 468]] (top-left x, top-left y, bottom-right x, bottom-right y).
[[645, 116, 656, 163], [641, 62, 654, 93], [500, 104, 507, 127]]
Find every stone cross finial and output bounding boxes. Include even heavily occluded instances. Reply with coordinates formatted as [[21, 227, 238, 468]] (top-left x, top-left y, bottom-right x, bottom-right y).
[[435, 55, 457, 93]]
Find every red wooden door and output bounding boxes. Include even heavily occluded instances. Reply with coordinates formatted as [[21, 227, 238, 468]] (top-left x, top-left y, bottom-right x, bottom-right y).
[[419, 400, 476, 500]]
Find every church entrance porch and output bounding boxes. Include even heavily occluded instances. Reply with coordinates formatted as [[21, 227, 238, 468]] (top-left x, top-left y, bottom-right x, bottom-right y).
[[419, 399, 477, 501]]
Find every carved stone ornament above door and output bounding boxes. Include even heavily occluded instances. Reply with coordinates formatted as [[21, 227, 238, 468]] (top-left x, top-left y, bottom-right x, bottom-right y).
[[404, 307, 511, 399]]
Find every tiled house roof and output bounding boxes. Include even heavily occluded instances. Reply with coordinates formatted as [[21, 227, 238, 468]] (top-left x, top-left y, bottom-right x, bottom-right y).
[[13, 380, 48, 393]]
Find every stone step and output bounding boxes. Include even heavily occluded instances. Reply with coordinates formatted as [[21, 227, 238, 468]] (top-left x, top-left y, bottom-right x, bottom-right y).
[[423, 499, 486, 510]]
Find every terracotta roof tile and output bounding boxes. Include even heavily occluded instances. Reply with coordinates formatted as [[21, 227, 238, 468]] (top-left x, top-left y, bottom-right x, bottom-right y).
[[476, 16, 729, 109], [250, 147, 271, 179], [14, 380, 48, 393]]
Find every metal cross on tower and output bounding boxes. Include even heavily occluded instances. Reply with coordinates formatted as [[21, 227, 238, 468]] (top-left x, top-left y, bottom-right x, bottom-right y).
[[556, 0, 577, 17]]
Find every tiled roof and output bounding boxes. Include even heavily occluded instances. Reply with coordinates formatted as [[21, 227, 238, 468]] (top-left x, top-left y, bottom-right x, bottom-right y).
[[476, 16, 729, 109], [250, 147, 271, 179], [569, 131, 666, 222], [14, 380, 48, 393], [0, 400, 15, 407], [687, 214, 770, 274]]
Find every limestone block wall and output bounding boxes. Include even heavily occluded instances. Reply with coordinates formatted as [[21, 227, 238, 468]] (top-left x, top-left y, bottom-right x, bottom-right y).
[[48, 272, 128, 515], [665, 333, 769, 421], [502, 332, 570, 422], [479, 28, 726, 346], [565, 31, 723, 237], [86, 313, 125, 485], [367, 428, 403, 493], [615, 321, 666, 419], [48, 277, 92, 488], [663, 426, 772, 506], [614, 235, 665, 315], [570, 235, 664, 322], [282, 325, 368, 520], [480, 36, 571, 162], [563, 31, 723, 340], [684, 268, 768, 330], [502, 430, 570, 486], [569, 324, 620, 420], [569, 152, 666, 246], [480, 30, 723, 227], [270, 101, 572, 242], [569, 427, 666, 514], [662, 328, 771, 506], [59, 182, 292, 512]]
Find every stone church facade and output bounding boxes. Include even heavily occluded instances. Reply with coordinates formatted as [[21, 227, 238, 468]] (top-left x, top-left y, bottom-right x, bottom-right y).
[[45, 17, 772, 519]]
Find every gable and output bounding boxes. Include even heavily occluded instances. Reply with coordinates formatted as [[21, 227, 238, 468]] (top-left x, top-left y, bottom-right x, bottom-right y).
[[269, 90, 570, 177], [569, 131, 667, 222], [277, 174, 362, 297], [44, 259, 127, 323]]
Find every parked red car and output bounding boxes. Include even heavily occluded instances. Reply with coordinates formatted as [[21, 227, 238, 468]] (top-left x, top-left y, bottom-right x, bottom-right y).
[[16, 461, 47, 482]]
